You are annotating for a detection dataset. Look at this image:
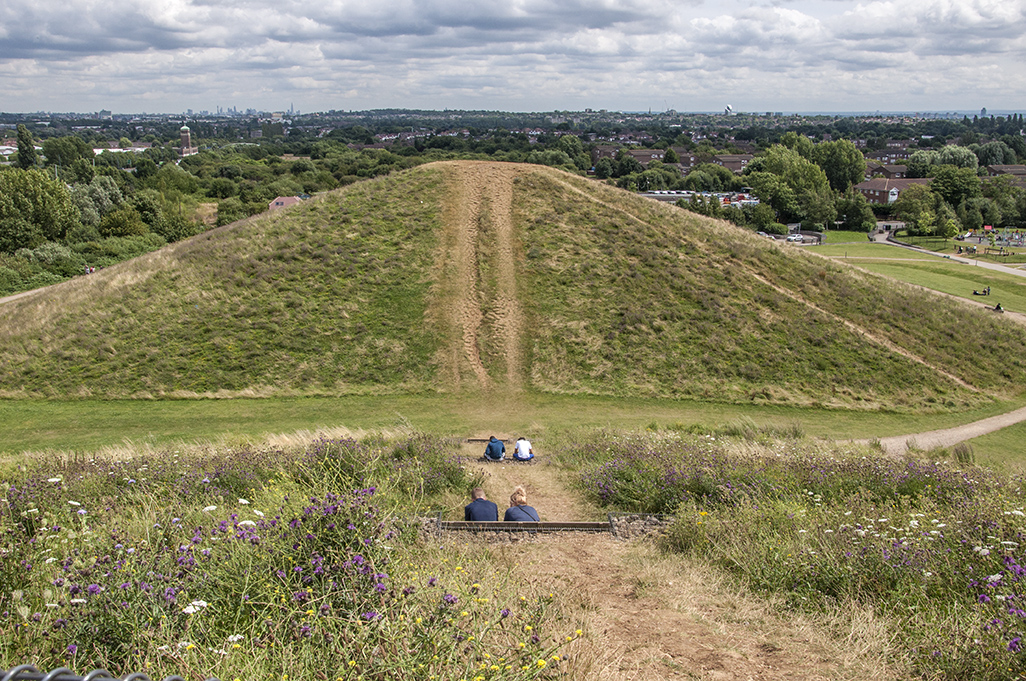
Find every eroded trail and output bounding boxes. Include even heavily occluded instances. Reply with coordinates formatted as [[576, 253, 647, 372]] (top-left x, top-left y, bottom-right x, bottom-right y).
[[457, 447, 895, 680], [433, 162, 525, 390]]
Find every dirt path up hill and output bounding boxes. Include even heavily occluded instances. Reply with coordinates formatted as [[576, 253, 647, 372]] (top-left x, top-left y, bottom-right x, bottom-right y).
[[454, 444, 897, 680], [432, 162, 526, 391]]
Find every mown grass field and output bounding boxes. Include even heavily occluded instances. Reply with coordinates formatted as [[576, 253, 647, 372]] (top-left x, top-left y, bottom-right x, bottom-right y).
[[808, 243, 938, 260], [5, 393, 1026, 470], [806, 243, 1026, 314]]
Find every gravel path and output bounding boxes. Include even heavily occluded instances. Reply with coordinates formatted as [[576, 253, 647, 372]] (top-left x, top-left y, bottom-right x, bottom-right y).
[[867, 405, 1026, 455]]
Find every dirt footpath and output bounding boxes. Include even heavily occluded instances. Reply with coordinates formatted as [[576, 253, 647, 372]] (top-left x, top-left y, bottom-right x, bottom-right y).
[[870, 405, 1026, 455], [432, 162, 527, 390], [460, 447, 896, 680]]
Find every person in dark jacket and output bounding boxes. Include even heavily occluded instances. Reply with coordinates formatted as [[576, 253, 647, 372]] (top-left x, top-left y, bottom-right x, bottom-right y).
[[464, 488, 498, 521], [503, 485, 539, 522], [484, 436, 505, 461]]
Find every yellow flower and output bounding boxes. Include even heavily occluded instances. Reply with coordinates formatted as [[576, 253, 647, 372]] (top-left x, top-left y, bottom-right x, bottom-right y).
[[575, 629, 583, 636], [524, 625, 532, 632], [699, 511, 708, 516], [536, 659, 547, 668]]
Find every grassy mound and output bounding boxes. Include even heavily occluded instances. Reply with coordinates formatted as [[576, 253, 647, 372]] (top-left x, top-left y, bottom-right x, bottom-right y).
[[0, 161, 1024, 411], [512, 170, 1026, 410], [0, 170, 446, 397]]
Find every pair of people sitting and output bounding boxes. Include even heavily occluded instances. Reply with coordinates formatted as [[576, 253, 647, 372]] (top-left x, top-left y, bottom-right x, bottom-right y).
[[464, 485, 539, 522], [483, 435, 534, 462]]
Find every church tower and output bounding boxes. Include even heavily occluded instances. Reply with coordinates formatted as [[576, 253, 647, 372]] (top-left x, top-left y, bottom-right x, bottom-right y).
[[180, 125, 198, 157]]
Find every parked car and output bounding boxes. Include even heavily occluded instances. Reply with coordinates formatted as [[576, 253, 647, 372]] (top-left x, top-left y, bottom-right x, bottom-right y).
[[786, 234, 803, 243]]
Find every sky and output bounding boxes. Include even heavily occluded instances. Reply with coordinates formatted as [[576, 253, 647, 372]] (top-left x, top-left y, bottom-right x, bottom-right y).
[[1, 0, 1024, 115]]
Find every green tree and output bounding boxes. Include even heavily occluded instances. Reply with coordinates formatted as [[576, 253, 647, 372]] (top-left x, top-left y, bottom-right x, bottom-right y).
[[800, 187, 837, 228], [745, 202, 776, 229], [972, 141, 1016, 167], [745, 145, 830, 222], [906, 149, 938, 178], [134, 157, 158, 181], [930, 165, 981, 207], [813, 139, 865, 192], [936, 144, 978, 170], [41, 136, 94, 169], [615, 150, 644, 177], [834, 190, 876, 231], [98, 206, 148, 237], [779, 131, 815, 159], [892, 184, 938, 234], [69, 176, 123, 227], [207, 177, 239, 199], [0, 168, 79, 252], [153, 211, 197, 243], [15, 124, 37, 169], [663, 148, 680, 164]]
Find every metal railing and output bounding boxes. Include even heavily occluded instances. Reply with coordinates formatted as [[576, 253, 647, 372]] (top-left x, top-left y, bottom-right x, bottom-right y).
[[0, 666, 218, 681]]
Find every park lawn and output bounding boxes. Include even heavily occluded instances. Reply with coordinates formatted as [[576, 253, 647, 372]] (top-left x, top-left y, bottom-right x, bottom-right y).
[[807, 243, 937, 259], [966, 420, 1026, 471], [820, 230, 874, 244], [3, 393, 1026, 458], [848, 260, 1026, 313], [893, 234, 1026, 264]]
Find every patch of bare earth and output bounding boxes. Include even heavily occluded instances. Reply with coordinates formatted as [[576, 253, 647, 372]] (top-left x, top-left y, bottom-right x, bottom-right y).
[[458, 446, 898, 680], [431, 161, 526, 390]]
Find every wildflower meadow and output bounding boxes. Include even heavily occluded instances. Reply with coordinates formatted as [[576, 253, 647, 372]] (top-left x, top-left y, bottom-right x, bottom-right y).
[[561, 427, 1026, 680], [0, 435, 581, 680]]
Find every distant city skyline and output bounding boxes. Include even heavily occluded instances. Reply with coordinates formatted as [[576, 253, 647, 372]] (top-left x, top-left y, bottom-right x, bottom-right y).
[[2, 0, 1024, 115]]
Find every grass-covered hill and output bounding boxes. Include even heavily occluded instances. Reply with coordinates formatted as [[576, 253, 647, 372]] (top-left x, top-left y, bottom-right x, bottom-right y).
[[1, 160, 1024, 411]]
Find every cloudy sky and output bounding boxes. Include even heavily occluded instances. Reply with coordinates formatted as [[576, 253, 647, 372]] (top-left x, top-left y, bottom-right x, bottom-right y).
[[1, 0, 1024, 114]]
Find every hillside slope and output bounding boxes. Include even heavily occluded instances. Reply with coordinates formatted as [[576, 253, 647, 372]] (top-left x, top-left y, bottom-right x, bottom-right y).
[[1, 161, 1024, 410]]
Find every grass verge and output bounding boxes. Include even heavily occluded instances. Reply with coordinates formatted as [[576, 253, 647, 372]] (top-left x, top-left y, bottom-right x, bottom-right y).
[[0, 432, 582, 680], [555, 428, 1026, 680], [5, 394, 1026, 463]]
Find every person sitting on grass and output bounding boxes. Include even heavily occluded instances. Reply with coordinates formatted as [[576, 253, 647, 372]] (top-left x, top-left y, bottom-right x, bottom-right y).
[[513, 436, 534, 462], [484, 435, 505, 461], [464, 488, 498, 522], [503, 485, 539, 522]]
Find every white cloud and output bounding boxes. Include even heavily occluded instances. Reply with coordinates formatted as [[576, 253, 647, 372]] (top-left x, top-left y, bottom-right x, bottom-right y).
[[0, 0, 1023, 112]]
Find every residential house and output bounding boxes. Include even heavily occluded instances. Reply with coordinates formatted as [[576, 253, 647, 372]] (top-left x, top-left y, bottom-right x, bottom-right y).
[[854, 178, 930, 204], [865, 162, 908, 179], [865, 149, 911, 165], [269, 196, 303, 210], [986, 165, 1026, 177], [711, 154, 753, 174]]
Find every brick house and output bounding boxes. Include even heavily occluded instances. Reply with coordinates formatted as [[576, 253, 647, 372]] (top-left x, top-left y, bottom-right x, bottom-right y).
[[854, 178, 931, 204]]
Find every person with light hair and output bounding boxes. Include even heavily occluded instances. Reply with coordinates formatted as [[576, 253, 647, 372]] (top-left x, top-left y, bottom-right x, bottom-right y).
[[503, 485, 539, 522]]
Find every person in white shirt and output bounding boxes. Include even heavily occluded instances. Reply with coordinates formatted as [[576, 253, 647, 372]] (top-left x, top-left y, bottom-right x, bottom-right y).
[[513, 436, 534, 462]]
